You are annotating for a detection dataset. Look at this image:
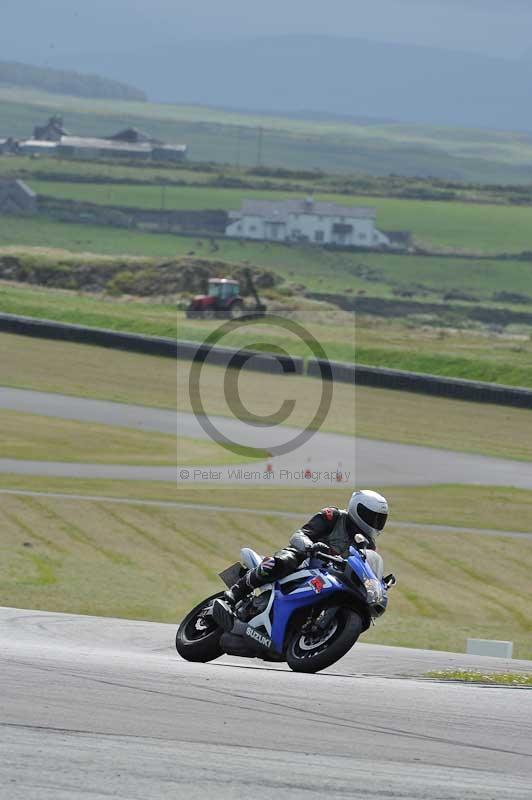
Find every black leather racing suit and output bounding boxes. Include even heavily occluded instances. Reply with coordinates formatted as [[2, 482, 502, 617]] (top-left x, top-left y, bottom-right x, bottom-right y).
[[228, 507, 377, 601]]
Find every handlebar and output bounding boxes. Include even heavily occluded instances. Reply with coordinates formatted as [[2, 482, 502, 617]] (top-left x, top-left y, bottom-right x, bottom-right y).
[[314, 551, 345, 566]]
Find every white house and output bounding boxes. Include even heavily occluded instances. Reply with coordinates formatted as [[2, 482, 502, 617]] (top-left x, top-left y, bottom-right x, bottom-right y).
[[225, 197, 390, 247]]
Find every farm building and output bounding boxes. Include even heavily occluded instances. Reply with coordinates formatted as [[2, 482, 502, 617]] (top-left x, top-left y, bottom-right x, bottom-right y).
[[17, 118, 188, 163], [226, 197, 390, 248], [18, 140, 58, 156], [57, 136, 153, 161], [152, 144, 188, 162], [0, 179, 37, 214], [108, 127, 157, 144], [0, 137, 18, 154], [33, 115, 69, 141]]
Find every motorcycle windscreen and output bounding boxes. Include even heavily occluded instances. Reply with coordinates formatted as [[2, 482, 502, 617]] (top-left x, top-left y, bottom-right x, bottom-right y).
[[218, 562, 246, 588]]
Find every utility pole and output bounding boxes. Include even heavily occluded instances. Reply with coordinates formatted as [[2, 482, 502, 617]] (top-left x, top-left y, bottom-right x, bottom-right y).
[[257, 126, 263, 167], [235, 126, 241, 168]]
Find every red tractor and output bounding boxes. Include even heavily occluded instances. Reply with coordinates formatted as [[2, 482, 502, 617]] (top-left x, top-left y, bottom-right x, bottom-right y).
[[186, 270, 267, 320]]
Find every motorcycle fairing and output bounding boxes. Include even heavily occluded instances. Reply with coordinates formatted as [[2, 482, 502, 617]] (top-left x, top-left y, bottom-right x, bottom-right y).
[[243, 568, 343, 653], [238, 547, 388, 656]]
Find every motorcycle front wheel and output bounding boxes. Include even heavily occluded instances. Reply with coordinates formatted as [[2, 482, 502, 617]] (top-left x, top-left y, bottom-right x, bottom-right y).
[[286, 607, 363, 673], [175, 592, 225, 662]]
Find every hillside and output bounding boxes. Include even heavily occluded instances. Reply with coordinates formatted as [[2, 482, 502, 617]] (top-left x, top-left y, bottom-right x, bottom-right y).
[[0, 61, 146, 102], [2, 86, 532, 183]]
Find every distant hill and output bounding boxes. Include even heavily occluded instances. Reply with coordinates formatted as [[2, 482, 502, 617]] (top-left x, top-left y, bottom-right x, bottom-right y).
[[65, 35, 532, 131], [0, 61, 147, 102]]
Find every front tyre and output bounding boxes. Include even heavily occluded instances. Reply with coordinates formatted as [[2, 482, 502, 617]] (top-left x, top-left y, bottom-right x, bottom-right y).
[[176, 592, 225, 662], [286, 607, 363, 673]]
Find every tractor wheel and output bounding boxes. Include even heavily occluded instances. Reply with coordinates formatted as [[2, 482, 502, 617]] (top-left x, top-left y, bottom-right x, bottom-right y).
[[229, 301, 244, 319], [202, 307, 216, 320]]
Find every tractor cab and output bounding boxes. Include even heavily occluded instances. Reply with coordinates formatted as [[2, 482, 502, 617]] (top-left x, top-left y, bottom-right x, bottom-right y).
[[207, 279, 240, 300]]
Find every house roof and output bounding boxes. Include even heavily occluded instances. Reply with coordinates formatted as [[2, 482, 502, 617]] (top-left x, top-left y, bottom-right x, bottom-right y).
[[109, 127, 158, 144], [235, 198, 376, 221]]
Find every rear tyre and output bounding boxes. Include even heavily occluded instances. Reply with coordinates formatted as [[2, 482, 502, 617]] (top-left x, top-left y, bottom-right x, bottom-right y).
[[176, 592, 225, 662], [286, 607, 363, 674], [229, 300, 244, 319]]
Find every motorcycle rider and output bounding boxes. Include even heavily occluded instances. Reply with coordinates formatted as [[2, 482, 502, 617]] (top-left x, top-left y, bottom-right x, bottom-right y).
[[213, 490, 389, 629]]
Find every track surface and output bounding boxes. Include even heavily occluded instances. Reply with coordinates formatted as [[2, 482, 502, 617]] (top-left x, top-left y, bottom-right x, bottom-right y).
[[2, 607, 531, 799], [1, 387, 531, 488]]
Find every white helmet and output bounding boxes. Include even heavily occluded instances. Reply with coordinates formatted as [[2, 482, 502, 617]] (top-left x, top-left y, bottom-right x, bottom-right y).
[[348, 490, 389, 538]]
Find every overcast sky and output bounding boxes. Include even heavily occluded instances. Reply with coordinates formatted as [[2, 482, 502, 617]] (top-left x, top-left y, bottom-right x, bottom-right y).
[[1, 0, 531, 62]]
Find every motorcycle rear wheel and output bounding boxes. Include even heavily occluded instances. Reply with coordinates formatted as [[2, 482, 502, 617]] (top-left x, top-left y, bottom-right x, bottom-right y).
[[176, 592, 225, 662], [286, 607, 363, 673]]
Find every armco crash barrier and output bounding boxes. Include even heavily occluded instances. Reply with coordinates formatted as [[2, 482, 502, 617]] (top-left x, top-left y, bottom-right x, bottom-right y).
[[0, 313, 303, 375], [178, 340, 303, 374], [1, 313, 530, 407], [307, 359, 532, 410]]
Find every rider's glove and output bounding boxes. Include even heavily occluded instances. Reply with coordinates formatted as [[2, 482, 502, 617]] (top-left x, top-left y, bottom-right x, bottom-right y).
[[307, 541, 331, 557]]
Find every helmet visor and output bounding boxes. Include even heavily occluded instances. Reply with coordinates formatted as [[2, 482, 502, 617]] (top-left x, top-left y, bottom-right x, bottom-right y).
[[357, 502, 388, 531]]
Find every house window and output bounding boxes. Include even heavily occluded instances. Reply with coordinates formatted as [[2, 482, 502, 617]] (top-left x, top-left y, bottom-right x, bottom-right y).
[[314, 230, 324, 242], [237, 224, 242, 232], [249, 225, 257, 232], [359, 233, 367, 241]]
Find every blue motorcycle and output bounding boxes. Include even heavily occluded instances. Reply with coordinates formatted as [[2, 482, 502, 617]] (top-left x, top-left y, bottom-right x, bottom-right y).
[[176, 542, 396, 673]]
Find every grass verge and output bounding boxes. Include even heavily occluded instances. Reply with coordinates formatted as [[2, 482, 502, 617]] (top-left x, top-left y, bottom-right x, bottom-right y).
[[2, 333, 532, 461], [425, 671, 532, 685], [2, 270, 532, 386], [1, 478, 531, 658], [1, 477, 531, 532], [0, 409, 255, 466]]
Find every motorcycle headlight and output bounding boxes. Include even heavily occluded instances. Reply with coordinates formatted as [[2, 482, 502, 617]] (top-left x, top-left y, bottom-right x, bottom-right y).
[[364, 578, 384, 605]]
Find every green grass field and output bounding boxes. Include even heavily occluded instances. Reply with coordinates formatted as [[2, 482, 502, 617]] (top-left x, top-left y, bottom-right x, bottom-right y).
[[4, 153, 532, 209], [1, 333, 532, 460], [0, 409, 253, 466], [1, 478, 531, 657], [2, 216, 532, 304], [2, 277, 532, 388], [25, 178, 532, 255], [1, 475, 531, 532], [3, 86, 532, 183]]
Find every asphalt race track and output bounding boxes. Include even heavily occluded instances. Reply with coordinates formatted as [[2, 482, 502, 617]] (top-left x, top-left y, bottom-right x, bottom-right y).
[[1, 387, 532, 488], [2, 607, 532, 800]]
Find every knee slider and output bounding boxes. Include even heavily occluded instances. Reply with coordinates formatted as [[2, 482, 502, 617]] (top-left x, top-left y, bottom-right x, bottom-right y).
[[256, 556, 276, 579]]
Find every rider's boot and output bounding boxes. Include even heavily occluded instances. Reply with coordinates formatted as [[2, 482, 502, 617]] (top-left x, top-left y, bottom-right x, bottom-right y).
[[224, 574, 251, 605], [212, 574, 252, 632]]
